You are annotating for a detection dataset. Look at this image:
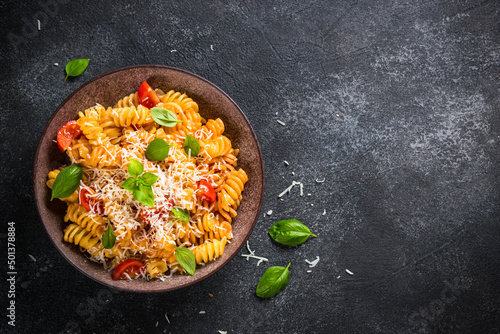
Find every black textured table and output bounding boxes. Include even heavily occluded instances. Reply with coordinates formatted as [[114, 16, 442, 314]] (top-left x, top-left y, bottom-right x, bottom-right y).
[[1, 1, 499, 333]]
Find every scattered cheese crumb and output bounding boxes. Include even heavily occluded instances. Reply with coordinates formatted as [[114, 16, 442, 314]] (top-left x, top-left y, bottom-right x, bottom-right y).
[[218, 331, 227, 334], [210, 44, 214, 51], [276, 112, 278, 115], [267, 210, 272, 215], [199, 311, 206, 314], [278, 181, 298, 197], [299, 183, 303, 196], [345, 269, 354, 275], [307, 270, 312, 273], [305, 256, 320, 268], [336, 114, 340, 117], [315, 178, 325, 183], [311, 203, 314, 206], [54, 63, 59, 66], [283, 160, 289, 166], [322, 209, 326, 216], [28, 254, 36, 262], [171, 49, 177, 52], [209, 293, 214, 297], [241, 241, 269, 266], [307, 193, 311, 196], [165, 312, 170, 324], [156, 321, 158, 327], [277, 120, 286, 126], [37, 20, 41, 30], [291, 172, 295, 176], [337, 275, 341, 279]]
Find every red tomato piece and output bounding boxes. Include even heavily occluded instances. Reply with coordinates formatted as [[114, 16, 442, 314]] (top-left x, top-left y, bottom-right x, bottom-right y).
[[138, 81, 160, 108], [112, 260, 145, 280], [79, 187, 105, 215], [139, 198, 175, 225], [57, 120, 82, 152], [198, 180, 216, 203]]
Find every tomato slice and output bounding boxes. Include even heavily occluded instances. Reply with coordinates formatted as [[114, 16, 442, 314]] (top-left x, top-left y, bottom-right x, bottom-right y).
[[79, 187, 105, 215], [57, 120, 82, 152], [197, 180, 216, 203], [138, 81, 160, 109], [112, 260, 145, 280], [139, 197, 174, 225]]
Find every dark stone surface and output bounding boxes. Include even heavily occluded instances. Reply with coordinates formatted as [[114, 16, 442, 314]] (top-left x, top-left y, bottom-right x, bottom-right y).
[[1, 0, 499, 333]]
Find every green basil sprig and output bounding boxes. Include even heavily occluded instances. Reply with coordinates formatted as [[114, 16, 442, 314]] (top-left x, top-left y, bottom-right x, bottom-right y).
[[121, 159, 158, 207], [175, 247, 196, 275], [184, 134, 200, 156], [172, 207, 190, 222], [268, 219, 317, 246], [65, 58, 90, 81], [51, 165, 83, 200], [256, 263, 291, 298], [102, 220, 116, 249], [146, 138, 171, 161], [150, 107, 181, 127]]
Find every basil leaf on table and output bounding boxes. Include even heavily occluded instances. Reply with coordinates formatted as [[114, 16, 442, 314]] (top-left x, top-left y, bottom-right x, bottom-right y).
[[146, 138, 171, 161], [128, 159, 143, 177], [65, 58, 90, 81], [175, 247, 196, 275], [140, 172, 158, 186], [172, 207, 190, 222], [256, 263, 291, 298], [102, 222, 116, 249], [268, 219, 317, 246], [51, 165, 83, 200], [133, 183, 155, 208], [150, 107, 181, 127], [184, 134, 200, 156]]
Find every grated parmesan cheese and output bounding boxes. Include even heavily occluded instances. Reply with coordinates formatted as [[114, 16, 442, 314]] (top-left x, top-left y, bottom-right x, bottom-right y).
[[322, 209, 326, 215], [283, 160, 289, 166], [28, 254, 36, 262], [218, 331, 227, 334], [37, 20, 40, 30], [199, 311, 206, 314], [345, 269, 354, 275], [267, 210, 272, 215], [241, 241, 268, 266], [165, 311, 170, 324], [277, 120, 286, 126], [305, 256, 320, 268]]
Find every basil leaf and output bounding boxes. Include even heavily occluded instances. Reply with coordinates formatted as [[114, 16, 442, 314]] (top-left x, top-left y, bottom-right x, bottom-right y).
[[184, 134, 200, 156], [268, 219, 317, 246], [172, 207, 190, 222], [128, 159, 143, 177], [150, 107, 181, 127], [146, 138, 171, 161], [256, 263, 291, 298], [121, 177, 137, 191], [175, 247, 196, 275], [65, 58, 90, 81], [133, 184, 155, 207], [51, 165, 83, 200], [102, 222, 116, 249], [140, 172, 158, 186]]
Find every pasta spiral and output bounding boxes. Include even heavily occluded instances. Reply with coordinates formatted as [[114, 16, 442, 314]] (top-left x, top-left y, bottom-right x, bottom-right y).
[[64, 223, 101, 250], [192, 237, 227, 264]]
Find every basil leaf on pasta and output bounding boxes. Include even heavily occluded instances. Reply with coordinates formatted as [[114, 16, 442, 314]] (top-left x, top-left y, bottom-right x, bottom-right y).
[[65, 58, 90, 81], [268, 219, 317, 246], [51, 165, 83, 200], [146, 138, 171, 161], [121, 177, 137, 191], [184, 134, 200, 156], [256, 263, 291, 298], [150, 107, 181, 127], [140, 172, 158, 186], [128, 159, 143, 177], [102, 222, 116, 249], [175, 247, 196, 275], [172, 207, 190, 222], [134, 184, 155, 207]]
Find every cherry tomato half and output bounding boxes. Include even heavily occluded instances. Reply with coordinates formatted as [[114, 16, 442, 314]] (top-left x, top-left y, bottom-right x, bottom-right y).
[[79, 187, 105, 215], [138, 81, 160, 109], [57, 120, 82, 152], [139, 198, 175, 225], [197, 180, 216, 203], [112, 260, 145, 280]]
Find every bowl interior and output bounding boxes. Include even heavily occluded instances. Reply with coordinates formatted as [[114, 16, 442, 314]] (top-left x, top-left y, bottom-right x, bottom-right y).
[[33, 65, 264, 293]]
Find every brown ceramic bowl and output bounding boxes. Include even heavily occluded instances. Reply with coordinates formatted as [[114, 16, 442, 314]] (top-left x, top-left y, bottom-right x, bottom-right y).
[[33, 65, 264, 293]]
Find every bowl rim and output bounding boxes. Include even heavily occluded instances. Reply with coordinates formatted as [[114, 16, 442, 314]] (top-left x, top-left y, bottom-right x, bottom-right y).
[[32, 64, 265, 293]]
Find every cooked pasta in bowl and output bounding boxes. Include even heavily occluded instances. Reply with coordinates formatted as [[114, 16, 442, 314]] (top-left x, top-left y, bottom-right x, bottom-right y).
[[33, 66, 264, 292]]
